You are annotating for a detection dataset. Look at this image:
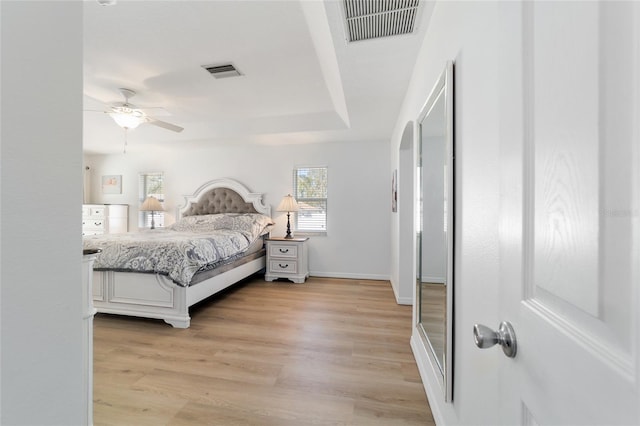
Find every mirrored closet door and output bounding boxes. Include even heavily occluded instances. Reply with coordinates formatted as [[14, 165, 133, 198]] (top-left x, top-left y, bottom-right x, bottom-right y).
[[416, 61, 454, 402]]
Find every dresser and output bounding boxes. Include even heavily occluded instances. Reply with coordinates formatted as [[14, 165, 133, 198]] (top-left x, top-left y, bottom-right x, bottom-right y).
[[265, 237, 309, 283], [82, 204, 128, 235]]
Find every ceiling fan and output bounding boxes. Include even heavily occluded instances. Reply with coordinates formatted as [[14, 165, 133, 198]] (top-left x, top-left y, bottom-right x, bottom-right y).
[[94, 88, 184, 133]]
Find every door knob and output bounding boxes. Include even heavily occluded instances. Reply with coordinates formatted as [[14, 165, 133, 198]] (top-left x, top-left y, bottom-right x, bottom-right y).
[[473, 321, 517, 358]]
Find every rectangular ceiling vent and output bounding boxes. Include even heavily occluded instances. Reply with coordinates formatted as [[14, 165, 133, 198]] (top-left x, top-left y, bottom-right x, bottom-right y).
[[344, 0, 420, 42], [202, 63, 242, 79]]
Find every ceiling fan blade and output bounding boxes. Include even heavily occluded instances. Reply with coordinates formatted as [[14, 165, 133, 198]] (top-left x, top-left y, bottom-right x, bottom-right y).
[[137, 107, 170, 117], [146, 117, 184, 133]]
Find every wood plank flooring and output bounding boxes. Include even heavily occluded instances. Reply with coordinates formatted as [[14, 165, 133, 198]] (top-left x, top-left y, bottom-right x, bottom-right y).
[[93, 276, 435, 425]]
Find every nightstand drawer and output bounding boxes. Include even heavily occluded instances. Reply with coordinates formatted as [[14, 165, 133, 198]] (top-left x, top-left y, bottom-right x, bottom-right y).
[[265, 237, 309, 283], [269, 260, 298, 274], [269, 244, 298, 258]]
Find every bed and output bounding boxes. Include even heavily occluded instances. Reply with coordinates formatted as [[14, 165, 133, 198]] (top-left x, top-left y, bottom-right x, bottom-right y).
[[83, 178, 272, 328]]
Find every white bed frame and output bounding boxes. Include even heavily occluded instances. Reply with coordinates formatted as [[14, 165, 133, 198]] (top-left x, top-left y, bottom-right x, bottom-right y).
[[92, 178, 271, 328]]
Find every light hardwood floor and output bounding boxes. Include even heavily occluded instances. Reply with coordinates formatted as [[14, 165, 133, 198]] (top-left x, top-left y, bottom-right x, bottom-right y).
[[94, 276, 435, 425]]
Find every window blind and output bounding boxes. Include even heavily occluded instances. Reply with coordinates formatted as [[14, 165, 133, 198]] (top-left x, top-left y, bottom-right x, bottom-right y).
[[138, 172, 165, 228], [293, 166, 327, 232]]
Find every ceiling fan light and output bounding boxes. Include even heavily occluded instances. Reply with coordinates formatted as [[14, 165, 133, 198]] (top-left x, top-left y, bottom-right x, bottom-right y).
[[110, 112, 143, 130]]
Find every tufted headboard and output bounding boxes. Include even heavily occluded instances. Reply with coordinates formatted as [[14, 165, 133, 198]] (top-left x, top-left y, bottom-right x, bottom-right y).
[[177, 178, 271, 219], [181, 187, 257, 216]]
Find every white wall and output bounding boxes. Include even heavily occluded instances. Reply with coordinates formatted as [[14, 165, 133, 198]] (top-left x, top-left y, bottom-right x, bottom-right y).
[[85, 140, 391, 280], [1, 2, 85, 424], [391, 1, 503, 424]]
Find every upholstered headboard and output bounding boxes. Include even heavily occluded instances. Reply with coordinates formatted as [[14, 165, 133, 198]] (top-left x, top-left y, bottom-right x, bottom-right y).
[[181, 187, 258, 216], [177, 178, 271, 219]]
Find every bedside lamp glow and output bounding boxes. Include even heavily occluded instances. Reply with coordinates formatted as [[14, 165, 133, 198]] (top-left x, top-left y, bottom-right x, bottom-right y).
[[140, 196, 164, 229], [277, 194, 299, 239]]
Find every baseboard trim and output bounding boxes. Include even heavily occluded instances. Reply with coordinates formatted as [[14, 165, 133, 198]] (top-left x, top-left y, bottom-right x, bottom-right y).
[[422, 276, 445, 283], [396, 296, 412, 305], [411, 334, 445, 426], [390, 278, 413, 305], [309, 271, 390, 281]]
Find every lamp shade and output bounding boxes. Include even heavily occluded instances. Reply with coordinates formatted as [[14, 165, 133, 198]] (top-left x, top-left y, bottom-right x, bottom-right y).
[[277, 194, 299, 212], [140, 196, 164, 212]]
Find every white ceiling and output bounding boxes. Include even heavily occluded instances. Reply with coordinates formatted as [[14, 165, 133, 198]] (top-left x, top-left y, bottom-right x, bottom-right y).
[[83, 0, 428, 154]]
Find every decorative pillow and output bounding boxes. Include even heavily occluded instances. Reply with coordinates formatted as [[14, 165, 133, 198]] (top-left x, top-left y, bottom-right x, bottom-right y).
[[170, 213, 274, 239]]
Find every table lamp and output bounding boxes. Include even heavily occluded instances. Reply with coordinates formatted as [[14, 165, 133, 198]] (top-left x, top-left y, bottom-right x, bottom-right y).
[[140, 196, 164, 229], [277, 194, 299, 239]]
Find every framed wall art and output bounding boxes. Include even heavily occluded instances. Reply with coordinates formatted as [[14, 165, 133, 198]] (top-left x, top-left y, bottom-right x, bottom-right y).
[[102, 175, 122, 194], [392, 169, 398, 213]]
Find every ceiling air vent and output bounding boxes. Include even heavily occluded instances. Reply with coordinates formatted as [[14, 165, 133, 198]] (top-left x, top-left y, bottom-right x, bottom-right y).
[[202, 63, 242, 79], [344, 0, 420, 42]]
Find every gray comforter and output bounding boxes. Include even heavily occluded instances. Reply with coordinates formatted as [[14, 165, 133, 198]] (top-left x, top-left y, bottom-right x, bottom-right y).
[[82, 213, 273, 286]]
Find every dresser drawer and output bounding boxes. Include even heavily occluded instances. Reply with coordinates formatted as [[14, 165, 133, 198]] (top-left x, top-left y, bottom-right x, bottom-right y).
[[82, 207, 105, 220], [268, 244, 298, 258], [89, 207, 105, 218], [83, 219, 106, 229], [269, 260, 298, 274], [82, 204, 129, 236]]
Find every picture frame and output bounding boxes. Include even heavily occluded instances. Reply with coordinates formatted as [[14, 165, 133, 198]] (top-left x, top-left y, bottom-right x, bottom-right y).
[[392, 169, 397, 212], [102, 175, 122, 194]]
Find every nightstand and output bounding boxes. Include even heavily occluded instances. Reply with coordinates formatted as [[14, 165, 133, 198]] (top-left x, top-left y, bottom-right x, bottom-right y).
[[265, 237, 309, 283]]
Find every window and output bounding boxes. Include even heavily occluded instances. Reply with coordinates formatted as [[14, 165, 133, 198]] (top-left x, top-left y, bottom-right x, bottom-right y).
[[138, 172, 165, 228], [293, 166, 327, 233]]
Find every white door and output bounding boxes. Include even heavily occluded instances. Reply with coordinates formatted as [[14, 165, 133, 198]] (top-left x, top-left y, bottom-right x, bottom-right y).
[[495, 1, 640, 424]]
